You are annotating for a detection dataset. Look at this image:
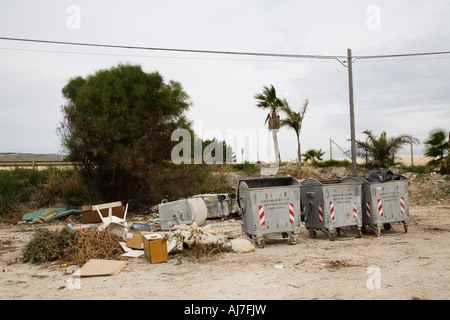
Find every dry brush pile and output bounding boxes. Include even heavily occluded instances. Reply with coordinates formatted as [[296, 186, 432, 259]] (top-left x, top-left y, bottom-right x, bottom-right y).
[[22, 227, 124, 266]]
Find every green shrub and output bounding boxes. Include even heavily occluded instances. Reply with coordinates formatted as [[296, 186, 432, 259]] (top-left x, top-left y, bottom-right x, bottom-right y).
[[0, 168, 88, 219], [311, 159, 352, 168], [22, 227, 77, 264], [398, 165, 426, 174], [228, 161, 260, 173]]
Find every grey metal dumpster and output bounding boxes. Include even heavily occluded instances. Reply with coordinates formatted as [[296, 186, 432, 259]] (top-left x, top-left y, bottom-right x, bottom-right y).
[[300, 177, 363, 241], [360, 173, 410, 236], [191, 193, 235, 219], [158, 198, 207, 230], [236, 177, 301, 248]]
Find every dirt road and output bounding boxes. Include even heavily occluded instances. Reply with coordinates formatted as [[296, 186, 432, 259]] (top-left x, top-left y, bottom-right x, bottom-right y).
[[1, 204, 449, 300]]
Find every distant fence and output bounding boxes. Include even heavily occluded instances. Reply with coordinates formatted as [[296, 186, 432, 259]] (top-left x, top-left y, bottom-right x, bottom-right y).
[[0, 161, 78, 171]]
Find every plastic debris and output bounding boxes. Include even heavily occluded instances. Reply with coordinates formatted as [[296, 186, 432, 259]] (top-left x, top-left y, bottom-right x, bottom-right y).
[[230, 237, 255, 253]]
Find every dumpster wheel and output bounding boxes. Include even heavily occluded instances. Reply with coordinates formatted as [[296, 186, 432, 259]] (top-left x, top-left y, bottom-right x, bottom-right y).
[[256, 238, 265, 248], [288, 234, 298, 245], [357, 228, 363, 238], [328, 232, 336, 241]]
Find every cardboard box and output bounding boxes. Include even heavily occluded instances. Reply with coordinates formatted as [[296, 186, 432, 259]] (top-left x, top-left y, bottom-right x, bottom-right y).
[[125, 231, 154, 250], [143, 234, 168, 264], [82, 202, 125, 224], [81, 205, 92, 212]]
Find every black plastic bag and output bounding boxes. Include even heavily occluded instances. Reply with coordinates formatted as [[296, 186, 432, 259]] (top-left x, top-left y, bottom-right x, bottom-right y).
[[365, 170, 405, 182]]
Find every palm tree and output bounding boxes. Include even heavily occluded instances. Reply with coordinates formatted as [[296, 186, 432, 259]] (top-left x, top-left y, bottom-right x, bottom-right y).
[[303, 148, 325, 163], [355, 130, 419, 168], [254, 85, 284, 163], [280, 99, 309, 164], [424, 129, 450, 173]]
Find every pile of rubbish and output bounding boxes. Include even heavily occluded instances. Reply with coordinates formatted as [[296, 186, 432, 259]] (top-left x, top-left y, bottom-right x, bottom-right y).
[[20, 195, 253, 277]]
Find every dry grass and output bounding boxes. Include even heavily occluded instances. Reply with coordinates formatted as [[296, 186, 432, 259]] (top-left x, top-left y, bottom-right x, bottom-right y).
[[171, 242, 232, 262], [60, 229, 124, 266], [325, 259, 360, 271], [22, 227, 125, 266]]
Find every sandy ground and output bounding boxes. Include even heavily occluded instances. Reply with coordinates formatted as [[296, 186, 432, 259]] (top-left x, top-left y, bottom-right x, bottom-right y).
[[0, 203, 449, 301]]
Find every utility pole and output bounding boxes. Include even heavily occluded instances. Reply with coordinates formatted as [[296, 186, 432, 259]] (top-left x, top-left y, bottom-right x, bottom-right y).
[[347, 48, 357, 177], [330, 138, 332, 160]]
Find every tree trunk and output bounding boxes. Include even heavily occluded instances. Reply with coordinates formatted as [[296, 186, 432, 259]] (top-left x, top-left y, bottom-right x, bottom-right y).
[[296, 133, 301, 165], [272, 129, 281, 164]]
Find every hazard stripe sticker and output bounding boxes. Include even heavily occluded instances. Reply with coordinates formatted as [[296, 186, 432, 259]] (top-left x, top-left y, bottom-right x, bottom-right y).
[[366, 201, 371, 220], [377, 199, 383, 217], [353, 202, 358, 219], [259, 205, 265, 226], [318, 205, 323, 223], [330, 201, 335, 220], [289, 203, 295, 223], [400, 197, 405, 214]]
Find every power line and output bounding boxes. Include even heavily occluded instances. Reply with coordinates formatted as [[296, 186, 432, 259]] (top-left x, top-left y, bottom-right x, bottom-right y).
[[0, 46, 338, 63], [354, 51, 450, 60], [0, 36, 344, 60], [1, 36, 450, 61]]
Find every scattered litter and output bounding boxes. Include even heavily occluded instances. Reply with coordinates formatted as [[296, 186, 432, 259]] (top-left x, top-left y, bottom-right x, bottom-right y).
[[81, 201, 127, 224], [125, 231, 154, 249], [67, 223, 98, 230], [158, 198, 207, 230], [103, 223, 129, 241], [143, 234, 168, 264], [168, 223, 232, 261], [129, 222, 152, 232], [21, 207, 82, 223], [230, 237, 255, 253], [167, 238, 183, 253], [78, 259, 128, 277], [121, 250, 144, 258], [274, 264, 284, 269], [119, 241, 144, 258]]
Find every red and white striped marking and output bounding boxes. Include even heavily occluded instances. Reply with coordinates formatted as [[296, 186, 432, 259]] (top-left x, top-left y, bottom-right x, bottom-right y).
[[366, 201, 371, 220], [377, 199, 383, 217], [353, 202, 358, 219], [400, 197, 405, 214], [318, 205, 323, 223], [259, 205, 266, 226], [289, 203, 295, 223], [329, 201, 335, 220]]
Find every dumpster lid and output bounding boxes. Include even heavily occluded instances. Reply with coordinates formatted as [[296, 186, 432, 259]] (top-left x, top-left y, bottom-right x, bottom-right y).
[[238, 176, 300, 189]]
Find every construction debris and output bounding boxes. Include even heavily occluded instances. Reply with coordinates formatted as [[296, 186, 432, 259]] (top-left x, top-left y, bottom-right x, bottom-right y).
[[168, 223, 232, 261], [19, 196, 244, 275]]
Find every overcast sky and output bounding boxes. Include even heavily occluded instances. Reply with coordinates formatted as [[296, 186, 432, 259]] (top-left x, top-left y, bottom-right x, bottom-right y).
[[0, 0, 449, 162]]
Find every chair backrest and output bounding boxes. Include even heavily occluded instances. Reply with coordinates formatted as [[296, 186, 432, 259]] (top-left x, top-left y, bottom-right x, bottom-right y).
[[94, 202, 128, 226]]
